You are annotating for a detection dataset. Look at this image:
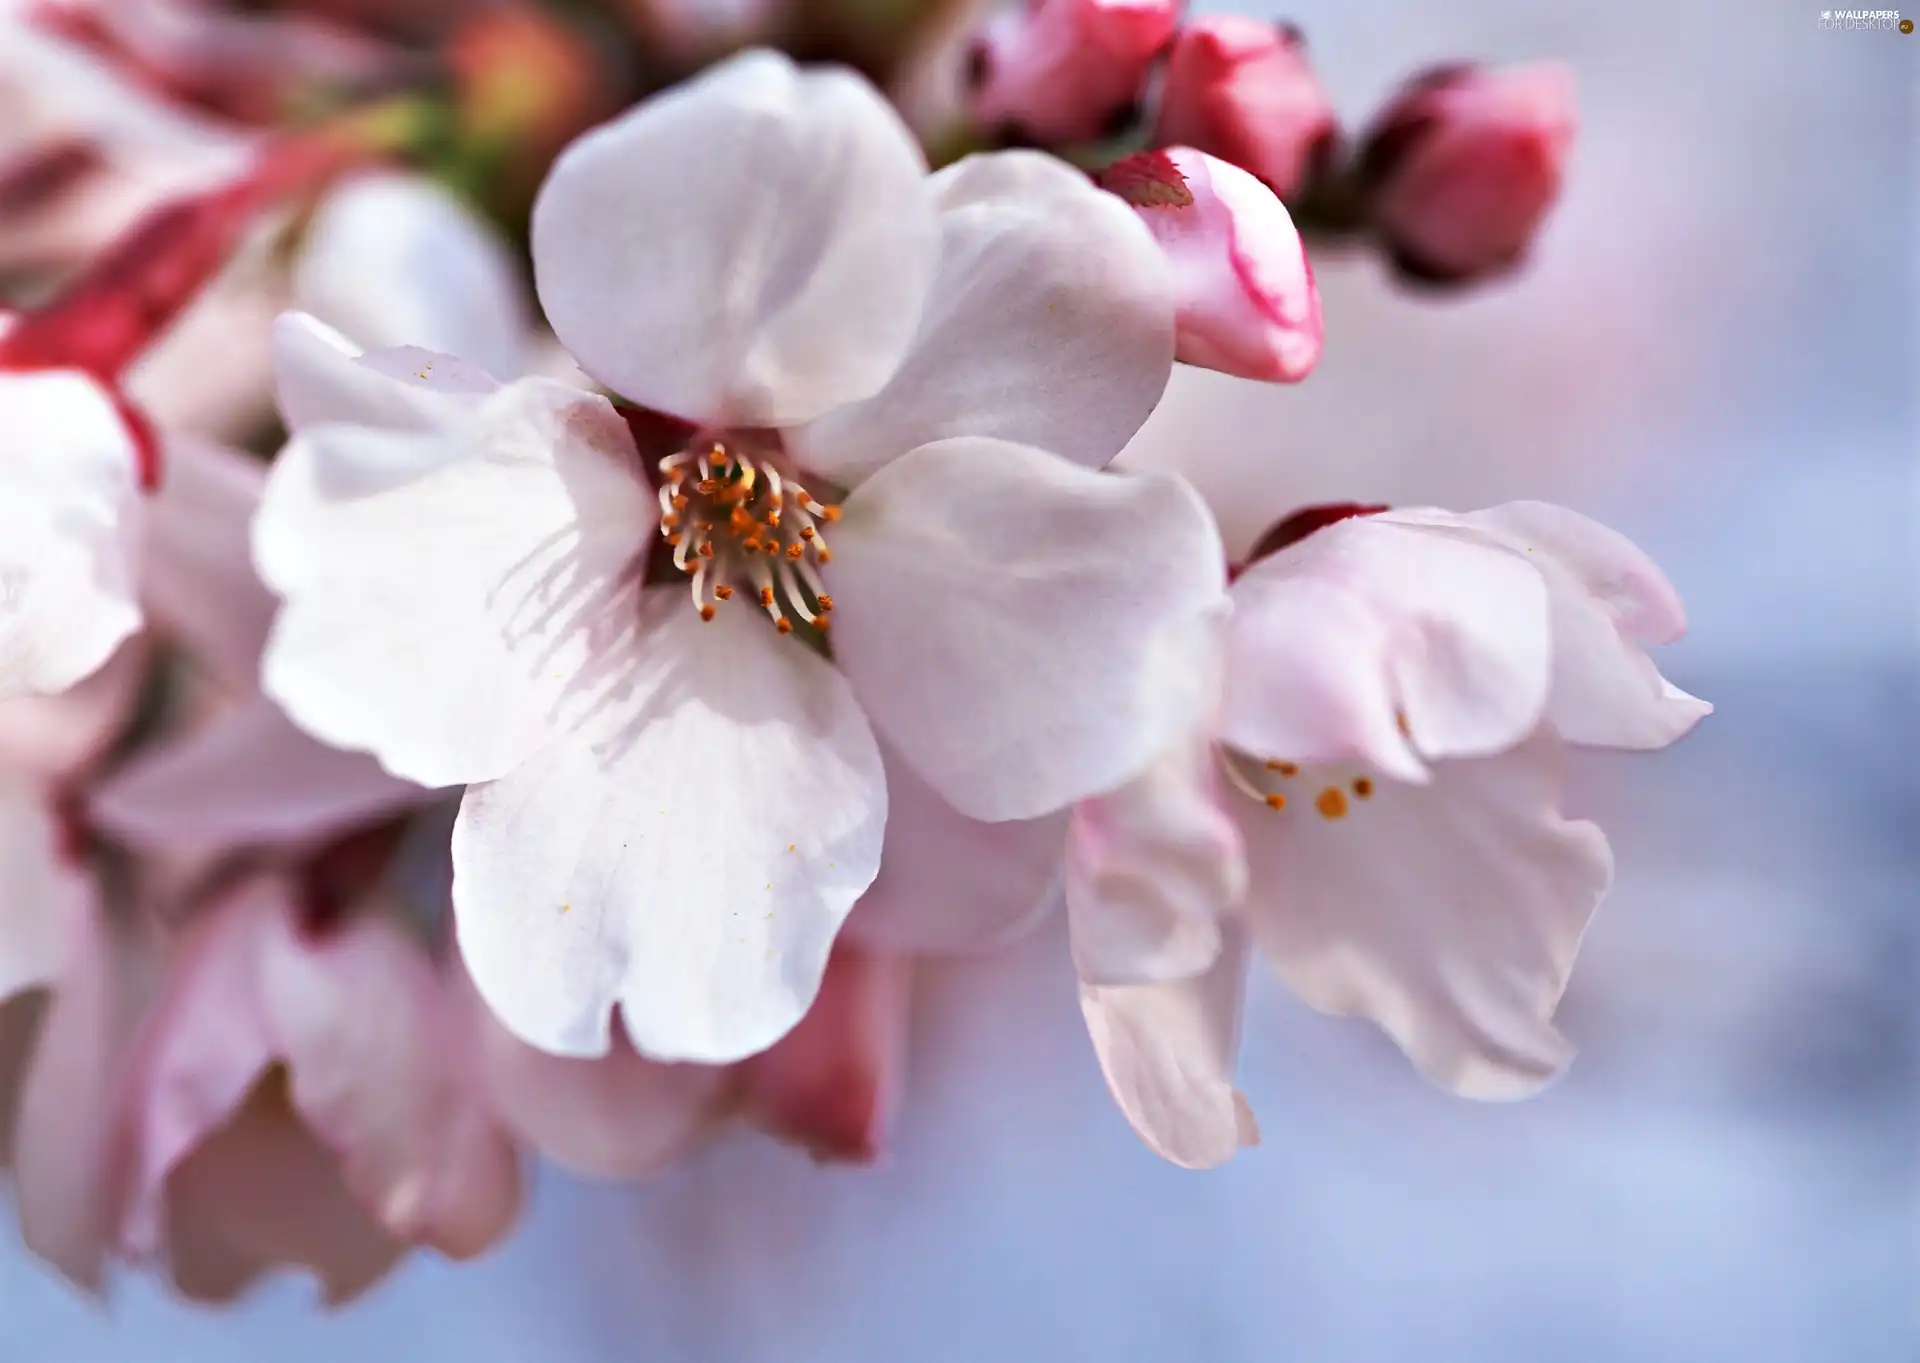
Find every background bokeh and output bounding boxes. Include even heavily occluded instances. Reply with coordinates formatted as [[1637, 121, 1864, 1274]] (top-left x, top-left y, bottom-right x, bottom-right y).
[[3, 1, 1913, 1359]]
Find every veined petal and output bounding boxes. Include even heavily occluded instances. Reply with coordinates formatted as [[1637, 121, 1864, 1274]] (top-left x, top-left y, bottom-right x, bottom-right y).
[[1223, 513, 1551, 779], [256, 377, 655, 787], [1079, 926, 1258, 1170], [0, 371, 142, 700], [1234, 728, 1612, 1100], [844, 736, 1066, 956], [92, 695, 429, 852], [142, 435, 273, 691], [272, 311, 499, 437], [452, 591, 886, 1065], [829, 437, 1225, 822], [791, 151, 1174, 482], [531, 49, 936, 427], [295, 173, 529, 382]]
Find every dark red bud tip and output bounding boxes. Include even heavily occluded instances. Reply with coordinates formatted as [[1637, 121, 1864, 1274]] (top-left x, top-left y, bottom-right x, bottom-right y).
[[1237, 501, 1389, 574]]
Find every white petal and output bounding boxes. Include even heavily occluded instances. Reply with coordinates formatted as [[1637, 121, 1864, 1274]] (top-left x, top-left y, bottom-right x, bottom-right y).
[[452, 591, 886, 1064], [829, 437, 1225, 821], [295, 173, 529, 381], [1223, 514, 1552, 779], [91, 695, 429, 851], [791, 150, 1174, 482], [142, 435, 273, 690], [1079, 927, 1258, 1170], [530, 49, 936, 426], [0, 371, 141, 699], [256, 377, 654, 787], [1235, 728, 1612, 1100], [272, 311, 499, 437], [843, 736, 1066, 955], [1065, 639, 1241, 985], [0, 775, 84, 1003], [1452, 502, 1711, 749]]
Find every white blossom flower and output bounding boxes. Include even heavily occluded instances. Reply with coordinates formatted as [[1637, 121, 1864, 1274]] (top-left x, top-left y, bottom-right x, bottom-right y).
[[253, 49, 1222, 1065], [1072, 501, 1710, 1166]]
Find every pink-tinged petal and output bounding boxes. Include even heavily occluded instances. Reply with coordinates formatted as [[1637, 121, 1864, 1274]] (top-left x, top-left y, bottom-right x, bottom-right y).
[[475, 998, 729, 1180], [1450, 502, 1710, 749], [829, 437, 1225, 822], [0, 991, 44, 1170], [1234, 727, 1611, 1099], [161, 1070, 402, 1305], [0, 370, 142, 699], [256, 376, 654, 787], [1155, 17, 1339, 203], [295, 173, 528, 381], [0, 776, 85, 1002], [844, 736, 1066, 956], [11, 887, 151, 1292], [965, 0, 1177, 145], [92, 695, 430, 852], [452, 590, 887, 1064], [1223, 513, 1551, 779], [1066, 624, 1242, 985], [791, 150, 1173, 482], [1079, 926, 1258, 1170], [0, 638, 144, 778], [531, 49, 936, 427], [1357, 63, 1576, 285], [142, 434, 273, 690], [735, 942, 910, 1164], [262, 902, 522, 1260], [271, 311, 499, 437], [1103, 148, 1322, 383]]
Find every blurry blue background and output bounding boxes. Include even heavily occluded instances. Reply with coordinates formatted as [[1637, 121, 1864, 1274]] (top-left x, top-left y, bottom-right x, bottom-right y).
[[3, 1, 1913, 1358]]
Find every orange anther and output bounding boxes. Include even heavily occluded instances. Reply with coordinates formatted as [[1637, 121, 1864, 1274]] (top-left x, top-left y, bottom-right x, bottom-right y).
[[1352, 778, 1374, 799], [714, 584, 734, 600], [1315, 787, 1348, 820], [699, 604, 716, 621], [775, 617, 793, 634], [1264, 793, 1287, 811]]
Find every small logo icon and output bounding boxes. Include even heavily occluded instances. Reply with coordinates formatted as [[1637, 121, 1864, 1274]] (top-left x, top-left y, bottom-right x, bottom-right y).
[[1903, 16, 1915, 30]]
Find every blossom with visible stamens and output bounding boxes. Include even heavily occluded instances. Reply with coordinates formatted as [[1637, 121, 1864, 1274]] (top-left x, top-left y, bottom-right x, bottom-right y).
[[252, 50, 1221, 1067], [1069, 500, 1710, 1167]]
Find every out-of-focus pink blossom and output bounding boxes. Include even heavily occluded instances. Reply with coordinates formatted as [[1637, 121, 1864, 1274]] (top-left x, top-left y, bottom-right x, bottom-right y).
[[964, 0, 1177, 145], [1154, 17, 1338, 203], [1356, 62, 1577, 285], [1102, 147, 1323, 383], [1069, 501, 1709, 1167]]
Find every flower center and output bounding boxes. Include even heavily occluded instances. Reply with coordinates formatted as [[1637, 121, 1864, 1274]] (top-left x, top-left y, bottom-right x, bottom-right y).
[[657, 436, 839, 634], [1221, 750, 1375, 822]]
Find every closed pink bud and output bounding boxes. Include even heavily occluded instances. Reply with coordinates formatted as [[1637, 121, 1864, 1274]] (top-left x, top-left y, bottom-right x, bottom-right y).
[[1154, 17, 1339, 203], [1356, 62, 1576, 284], [1102, 147, 1322, 383], [965, 0, 1178, 145]]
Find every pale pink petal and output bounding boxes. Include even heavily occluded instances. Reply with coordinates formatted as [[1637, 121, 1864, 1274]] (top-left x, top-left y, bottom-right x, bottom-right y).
[[452, 590, 887, 1064], [735, 942, 910, 1163], [92, 694, 429, 852], [0, 639, 144, 778], [1065, 624, 1242, 985], [142, 434, 273, 690], [1223, 513, 1552, 780], [0, 775, 85, 1002], [791, 150, 1173, 481], [844, 736, 1066, 956], [295, 173, 528, 381], [828, 437, 1225, 821], [262, 902, 521, 1259], [256, 376, 654, 787], [0, 370, 142, 699], [271, 311, 500, 437], [531, 49, 936, 426], [1079, 927, 1258, 1170], [966, 0, 1177, 145], [1234, 727, 1611, 1099]]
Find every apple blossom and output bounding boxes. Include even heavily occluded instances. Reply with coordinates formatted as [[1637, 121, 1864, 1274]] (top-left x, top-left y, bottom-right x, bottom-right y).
[[964, 0, 1177, 145], [1101, 148, 1323, 383], [1355, 63, 1577, 285], [1071, 501, 1709, 1166], [1154, 17, 1340, 204], [253, 50, 1220, 1068]]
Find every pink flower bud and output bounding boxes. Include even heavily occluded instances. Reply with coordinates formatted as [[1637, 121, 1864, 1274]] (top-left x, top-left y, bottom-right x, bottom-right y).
[[1102, 147, 1322, 383], [1154, 17, 1339, 203], [1356, 62, 1576, 284], [965, 0, 1178, 145]]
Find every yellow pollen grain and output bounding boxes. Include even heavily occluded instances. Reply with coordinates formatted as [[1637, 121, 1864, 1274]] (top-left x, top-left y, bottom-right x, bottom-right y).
[[559, 903, 571, 914], [1316, 787, 1349, 820], [1352, 777, 1374, 799], [787, 843, 796, 853], [1264, 793, 1287, 811]]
